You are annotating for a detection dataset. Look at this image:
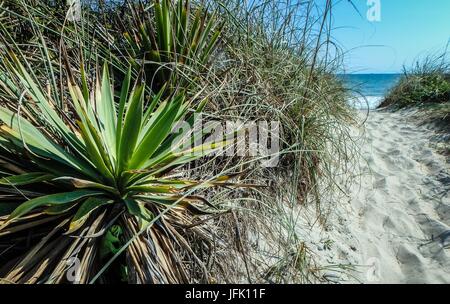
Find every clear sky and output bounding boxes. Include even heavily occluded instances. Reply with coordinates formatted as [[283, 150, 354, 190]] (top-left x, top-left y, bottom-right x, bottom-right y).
[[331, 0, 450, 73]]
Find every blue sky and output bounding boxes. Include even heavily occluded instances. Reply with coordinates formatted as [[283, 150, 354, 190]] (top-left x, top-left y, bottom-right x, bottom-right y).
[[331, 0, 450, 73]]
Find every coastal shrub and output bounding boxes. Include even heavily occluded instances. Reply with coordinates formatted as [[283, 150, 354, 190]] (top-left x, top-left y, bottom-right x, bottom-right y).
[[0, 52, 244, 282], [381, 54, 450, 108], [381, 73, 450, 108], [0, 0, 356, 284], [0, 0, 244, 284], [379, 54, 450, 156], [121, 0, 223, 93]]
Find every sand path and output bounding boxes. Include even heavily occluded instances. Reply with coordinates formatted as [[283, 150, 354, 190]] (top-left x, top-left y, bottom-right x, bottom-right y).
[[341, 110, 450, 283]]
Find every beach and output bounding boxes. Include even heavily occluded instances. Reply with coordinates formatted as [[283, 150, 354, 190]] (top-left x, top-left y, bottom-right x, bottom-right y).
[[316, 109, 449, 283], [1, 0, 449, 286]]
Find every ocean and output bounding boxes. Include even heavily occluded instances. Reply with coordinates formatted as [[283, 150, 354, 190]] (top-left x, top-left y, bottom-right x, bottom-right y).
[[338, 74, 403, 109]]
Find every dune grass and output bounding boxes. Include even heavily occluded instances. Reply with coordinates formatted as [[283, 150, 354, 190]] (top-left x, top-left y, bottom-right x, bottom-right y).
[[379, 53, 450, 156], [186, 0, 358, 283], [0, 0, 357, 284], [380, 53, 450, 118]]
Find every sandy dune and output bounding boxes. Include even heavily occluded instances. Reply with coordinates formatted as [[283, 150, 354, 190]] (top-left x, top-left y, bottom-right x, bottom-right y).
[[337, 110, 450, 283], [303, 109, 450, 284], [350, 112, 450, 283]]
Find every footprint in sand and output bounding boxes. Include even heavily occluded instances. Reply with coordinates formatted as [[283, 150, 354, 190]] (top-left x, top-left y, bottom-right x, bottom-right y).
[[334, 110, 450, 284]]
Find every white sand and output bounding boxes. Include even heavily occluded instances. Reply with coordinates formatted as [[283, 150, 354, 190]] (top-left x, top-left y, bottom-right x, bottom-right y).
[[304, 109, 449, 283]]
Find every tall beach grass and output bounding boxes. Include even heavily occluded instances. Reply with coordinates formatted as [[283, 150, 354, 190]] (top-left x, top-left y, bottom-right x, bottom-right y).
[[0, 0, 357, 283]]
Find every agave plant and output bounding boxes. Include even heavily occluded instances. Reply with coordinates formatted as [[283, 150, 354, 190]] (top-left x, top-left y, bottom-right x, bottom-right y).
[[123, 0, 222, 92], [0, 48, 238, 283]]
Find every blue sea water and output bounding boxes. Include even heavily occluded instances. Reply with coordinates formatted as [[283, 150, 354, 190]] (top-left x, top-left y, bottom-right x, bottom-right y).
[[338, 74, 403, 109]]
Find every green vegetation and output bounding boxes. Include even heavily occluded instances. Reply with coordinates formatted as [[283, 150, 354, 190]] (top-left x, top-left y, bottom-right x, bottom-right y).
[[379, 54, 450, 156], [0, 0, 355, 284], [380, 54, 450, 125], [122, 0, 223, 92]]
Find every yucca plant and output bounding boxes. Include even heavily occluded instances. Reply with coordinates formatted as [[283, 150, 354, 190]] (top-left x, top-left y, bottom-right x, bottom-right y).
[[0, 47, 238, 283], [122, 0, 222, 92]]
